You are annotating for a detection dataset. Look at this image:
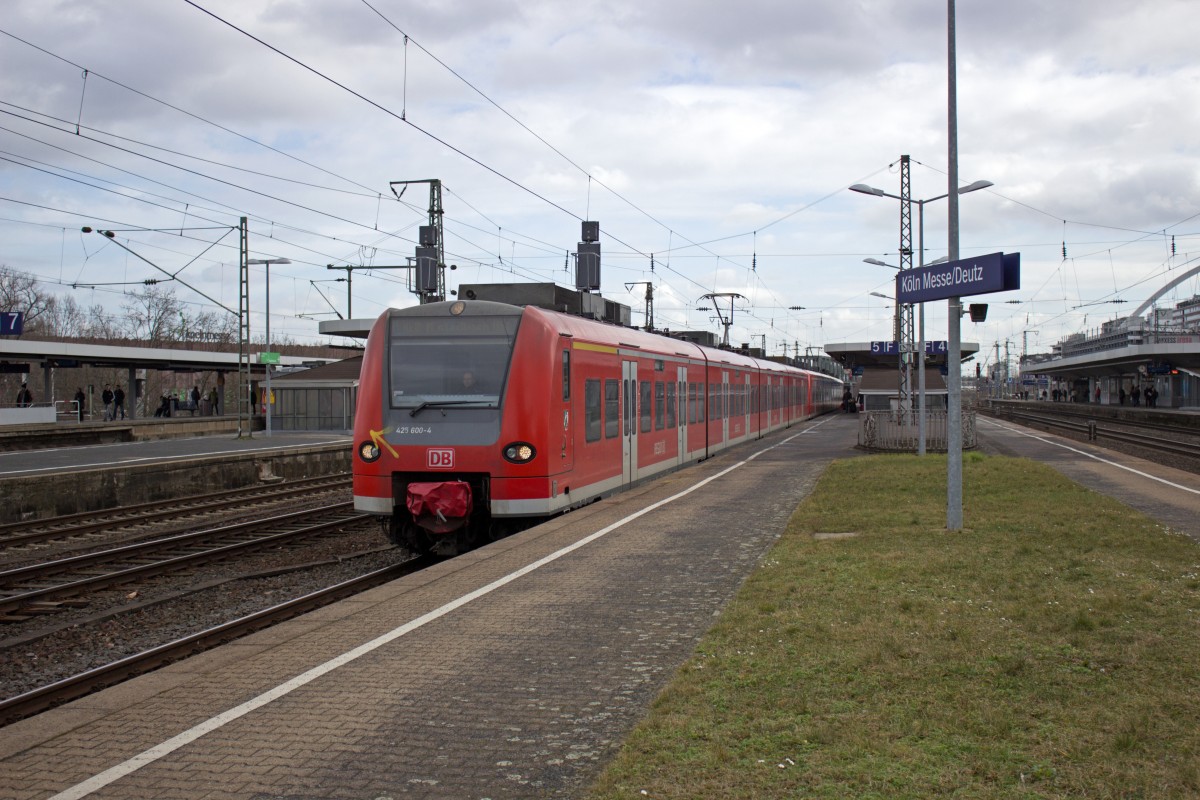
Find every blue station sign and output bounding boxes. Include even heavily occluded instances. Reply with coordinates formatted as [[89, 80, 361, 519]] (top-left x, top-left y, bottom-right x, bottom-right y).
[[895, 252, 1020, 304], [870, 340, 950, 355], [0, 311, 24, 336]]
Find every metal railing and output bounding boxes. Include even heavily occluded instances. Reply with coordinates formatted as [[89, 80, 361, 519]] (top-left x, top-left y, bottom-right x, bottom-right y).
[[858, 410, 976, 452], [54, 400, 84, 421]]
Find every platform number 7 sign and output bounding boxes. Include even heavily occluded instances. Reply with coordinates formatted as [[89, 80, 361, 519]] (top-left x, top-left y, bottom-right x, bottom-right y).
[[0, 312, 24, 336]]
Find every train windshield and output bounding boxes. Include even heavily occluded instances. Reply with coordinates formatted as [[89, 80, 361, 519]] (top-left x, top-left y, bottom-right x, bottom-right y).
[[387, 313, 520, 410]]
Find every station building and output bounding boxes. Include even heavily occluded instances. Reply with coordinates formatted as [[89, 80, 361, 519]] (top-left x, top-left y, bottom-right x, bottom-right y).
[[1016, 315, 1200, 408]]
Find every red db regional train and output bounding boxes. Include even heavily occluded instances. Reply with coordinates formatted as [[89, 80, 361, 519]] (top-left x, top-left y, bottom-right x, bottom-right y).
[[353, 298, 842, 555]]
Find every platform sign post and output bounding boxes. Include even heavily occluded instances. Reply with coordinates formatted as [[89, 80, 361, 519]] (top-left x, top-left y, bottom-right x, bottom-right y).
[[260, 352, 280, 437], [898, 248, 1018, 529]]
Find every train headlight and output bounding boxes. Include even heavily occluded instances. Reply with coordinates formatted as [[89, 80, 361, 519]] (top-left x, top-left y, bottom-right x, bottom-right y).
[[359, 441, 382, 462], [502, 442, 536, 464]]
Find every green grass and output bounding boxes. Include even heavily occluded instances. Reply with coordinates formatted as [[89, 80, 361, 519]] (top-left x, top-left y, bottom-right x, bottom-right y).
[[586, 454, 1200, 799]]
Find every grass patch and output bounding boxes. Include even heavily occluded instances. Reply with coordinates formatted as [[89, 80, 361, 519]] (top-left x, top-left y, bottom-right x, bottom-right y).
[[586, 455, 1200, 799]]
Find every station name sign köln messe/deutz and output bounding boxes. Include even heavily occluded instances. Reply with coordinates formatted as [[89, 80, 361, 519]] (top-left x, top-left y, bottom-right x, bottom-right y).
[[896, 251, 1020, 305]]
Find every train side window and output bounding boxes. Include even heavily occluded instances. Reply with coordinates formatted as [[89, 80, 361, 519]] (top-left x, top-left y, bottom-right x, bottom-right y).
[[584, 379, 601, 442], [562, 351, 571, 401], [604, 379, 620, 439], [654, 381, 664, 430], [666, 382, 676, 429], [640, 381, 652, 433]]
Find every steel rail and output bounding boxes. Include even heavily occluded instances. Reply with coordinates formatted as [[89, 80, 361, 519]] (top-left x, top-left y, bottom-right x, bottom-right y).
[[0, 557, 431, 725], [0, 505, 368, 618], [0, 474, 351, 548], [987, 409, 1200, 461]]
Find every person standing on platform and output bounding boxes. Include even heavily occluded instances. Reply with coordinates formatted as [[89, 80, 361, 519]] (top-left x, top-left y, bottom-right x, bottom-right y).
[[191, 385, 201, 414], [113, 385, 125, 420], [16, 382, 32, 407], [74, 387, 85, 421], [208, 386, 219, 415], [1095, 385, 1101, 403], [101, 384, 114, 420], [1131, 385, 1141, 406]]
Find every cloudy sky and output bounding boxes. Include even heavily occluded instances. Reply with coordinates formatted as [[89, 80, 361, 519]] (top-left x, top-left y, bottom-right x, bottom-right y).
[[2, 0, 1198, 372]]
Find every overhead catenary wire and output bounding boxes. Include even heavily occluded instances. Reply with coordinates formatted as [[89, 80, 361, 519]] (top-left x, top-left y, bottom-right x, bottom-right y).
[[9, 13, 1188, 350], [3, 35, 620, 306], [5, 13, 824, 347], [181, 1, 809, 327]]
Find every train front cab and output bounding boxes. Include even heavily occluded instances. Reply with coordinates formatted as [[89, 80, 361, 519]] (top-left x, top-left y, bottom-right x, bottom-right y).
[[353, 300, 546, 554]]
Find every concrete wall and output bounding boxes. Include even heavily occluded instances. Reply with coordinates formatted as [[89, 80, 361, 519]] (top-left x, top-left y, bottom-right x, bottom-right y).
[[0, 443, 352, 524], [0, 407, 56, 426]]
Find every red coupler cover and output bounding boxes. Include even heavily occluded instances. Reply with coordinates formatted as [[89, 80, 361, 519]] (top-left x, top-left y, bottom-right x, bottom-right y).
[[406, 481, 472, 520]]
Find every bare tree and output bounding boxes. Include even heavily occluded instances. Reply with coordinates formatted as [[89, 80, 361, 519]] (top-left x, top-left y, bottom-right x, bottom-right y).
[[0, 266, 54, 334], [121, 286, 185, 344], [191, 309, 238, 346], [37, 294, 88, 338]]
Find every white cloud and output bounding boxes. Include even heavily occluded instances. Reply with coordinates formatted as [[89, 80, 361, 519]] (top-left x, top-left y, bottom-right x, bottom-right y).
[[1, 0, 1198, 358]]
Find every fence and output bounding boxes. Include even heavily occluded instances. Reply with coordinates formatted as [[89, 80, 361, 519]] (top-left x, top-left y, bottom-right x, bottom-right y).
[[857, 410, 976, 452]]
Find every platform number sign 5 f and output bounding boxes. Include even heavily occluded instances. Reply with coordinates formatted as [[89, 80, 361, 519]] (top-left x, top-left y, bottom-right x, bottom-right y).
[[427, 448, 454, 469]]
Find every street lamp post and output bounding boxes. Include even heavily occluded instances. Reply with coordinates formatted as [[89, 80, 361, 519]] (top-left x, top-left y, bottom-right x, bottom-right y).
[[850, 179, 991, 454], [247, 258, 291, 437]]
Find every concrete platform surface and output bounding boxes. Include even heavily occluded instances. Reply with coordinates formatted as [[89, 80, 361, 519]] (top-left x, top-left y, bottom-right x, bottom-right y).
[[0, 432, 353, 524], [0, 415, 861, 799]]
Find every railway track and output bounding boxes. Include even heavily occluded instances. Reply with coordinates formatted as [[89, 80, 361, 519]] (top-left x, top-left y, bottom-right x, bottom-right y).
[[0, 474, 352, 551], [982, 407, 1200, 463], [0, 555, 433, 726], [0, 502, 369, 622]]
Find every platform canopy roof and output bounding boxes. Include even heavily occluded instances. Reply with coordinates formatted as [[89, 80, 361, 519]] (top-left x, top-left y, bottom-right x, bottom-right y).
[[0, 340, 336, 374], [823, 342, 980, 370]]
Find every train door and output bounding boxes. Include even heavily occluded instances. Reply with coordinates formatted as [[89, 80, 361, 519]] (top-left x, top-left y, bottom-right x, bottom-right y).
[[622, 360, 638, 483], [721, 370, 730, 444], [743, 373, 751, 438], [560, 348, 573, 473], [764, 375, 773, 431], [676, 365, 688, 464]]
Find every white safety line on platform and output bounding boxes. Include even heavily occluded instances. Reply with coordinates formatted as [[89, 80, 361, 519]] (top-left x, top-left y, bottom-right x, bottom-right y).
[[47, 419, 831, 800], [0, 439, 350, 477], [980, 418, 1200, 496]]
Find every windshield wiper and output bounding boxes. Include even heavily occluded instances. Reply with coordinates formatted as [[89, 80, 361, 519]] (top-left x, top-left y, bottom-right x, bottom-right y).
[[409, 400, 496, 417]]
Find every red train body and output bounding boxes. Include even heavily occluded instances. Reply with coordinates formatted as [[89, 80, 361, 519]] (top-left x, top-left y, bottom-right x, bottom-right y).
[[353, 299, 842, 554]]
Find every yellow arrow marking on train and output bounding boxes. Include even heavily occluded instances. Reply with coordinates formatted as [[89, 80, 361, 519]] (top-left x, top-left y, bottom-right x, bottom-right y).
[[370, 427, 399, 458]]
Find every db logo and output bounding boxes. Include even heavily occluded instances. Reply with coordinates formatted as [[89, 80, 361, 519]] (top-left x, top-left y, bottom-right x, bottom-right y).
[[427, 448, 455, 469]]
